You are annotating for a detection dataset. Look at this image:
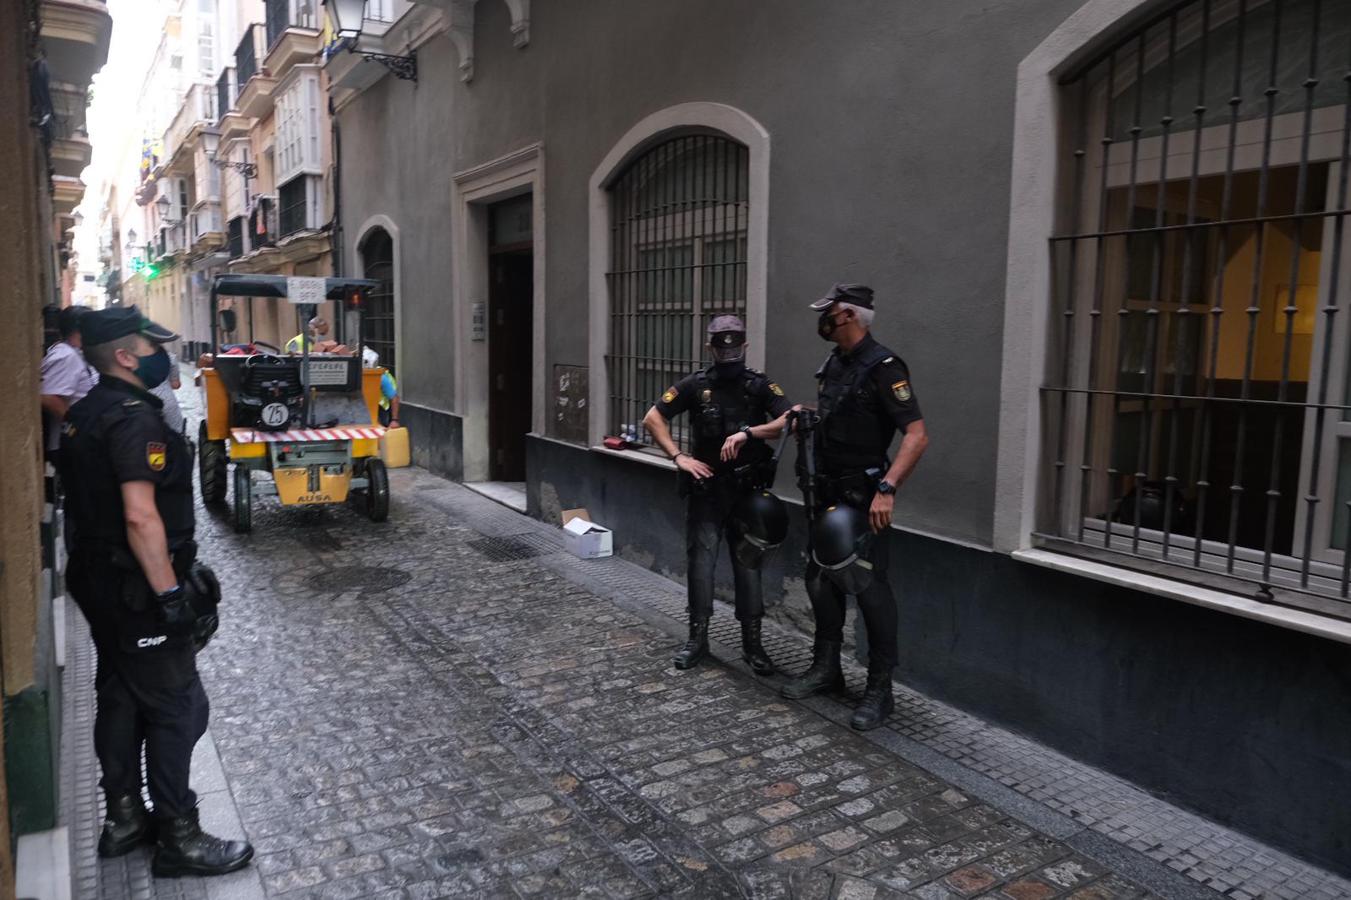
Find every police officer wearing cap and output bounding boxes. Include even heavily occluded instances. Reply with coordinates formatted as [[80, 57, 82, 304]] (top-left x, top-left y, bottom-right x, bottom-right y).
[[60, 306, 253, 877], [782, 284, 929, 731], [643, 316, 794, 674]]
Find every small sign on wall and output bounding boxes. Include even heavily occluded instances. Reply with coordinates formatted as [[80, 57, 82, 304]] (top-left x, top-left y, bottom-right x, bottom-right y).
[[471, 301, 486, 342]]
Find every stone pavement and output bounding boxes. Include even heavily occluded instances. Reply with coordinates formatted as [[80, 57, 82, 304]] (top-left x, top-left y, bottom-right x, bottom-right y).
[[58, 380, 1351, 899]]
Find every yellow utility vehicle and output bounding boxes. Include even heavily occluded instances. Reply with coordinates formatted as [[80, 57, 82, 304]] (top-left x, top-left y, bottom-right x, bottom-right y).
[[196, 274, 391, 533]]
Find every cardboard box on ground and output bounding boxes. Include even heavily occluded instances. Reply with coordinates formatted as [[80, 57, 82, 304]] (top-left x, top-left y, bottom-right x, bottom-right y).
[[561, 509, 613, 559]]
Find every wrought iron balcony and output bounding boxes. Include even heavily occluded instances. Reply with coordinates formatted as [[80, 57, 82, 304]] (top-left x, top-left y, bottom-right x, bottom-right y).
[[266, 0, 318, 54]]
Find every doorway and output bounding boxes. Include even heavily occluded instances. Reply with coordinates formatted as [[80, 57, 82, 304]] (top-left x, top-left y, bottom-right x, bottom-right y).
[[487, 194, 533, 483]]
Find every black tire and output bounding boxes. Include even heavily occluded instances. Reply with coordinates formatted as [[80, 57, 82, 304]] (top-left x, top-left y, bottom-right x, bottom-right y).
[[232, 465, 252, 534], [198, 422, 227, 505], [364, 458, 389, 523]]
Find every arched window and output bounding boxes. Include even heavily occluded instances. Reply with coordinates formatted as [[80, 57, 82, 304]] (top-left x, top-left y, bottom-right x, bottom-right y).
[[360, 227, 395, 374], [1042, 0, 1351, 609], [605, 133, 750, 448]]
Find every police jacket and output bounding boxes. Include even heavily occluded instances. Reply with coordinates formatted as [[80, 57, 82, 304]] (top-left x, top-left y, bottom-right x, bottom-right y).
[[655, 364, 791, 476], [814, 334, 922, 476]]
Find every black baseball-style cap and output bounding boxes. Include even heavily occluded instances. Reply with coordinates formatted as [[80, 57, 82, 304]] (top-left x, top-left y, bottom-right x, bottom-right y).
[[81, 305, 180, 347], [809, 283, 875, 311]]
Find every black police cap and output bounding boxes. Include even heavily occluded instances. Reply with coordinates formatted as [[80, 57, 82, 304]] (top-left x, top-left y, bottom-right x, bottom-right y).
[[81, 305, 180, 347], [809, 283, 875, 311]]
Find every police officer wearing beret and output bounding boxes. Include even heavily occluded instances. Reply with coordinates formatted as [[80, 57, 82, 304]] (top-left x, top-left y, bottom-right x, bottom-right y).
[[782, 284, 929, 730], [60, 306, 253, 876], [643, 316, 793, 674]]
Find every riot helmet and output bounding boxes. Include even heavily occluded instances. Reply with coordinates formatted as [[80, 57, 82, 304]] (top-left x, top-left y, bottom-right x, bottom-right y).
[[810, 504, 875, 593], [731, 490, 789, 569]]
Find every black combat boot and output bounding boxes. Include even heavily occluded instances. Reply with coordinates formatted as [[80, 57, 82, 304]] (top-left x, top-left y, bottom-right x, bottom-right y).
[[781, 638, 844, 699], [97, 792, 153, 858], [740, 618, 775, 676], [850, 666, 895, 731], [672, 617, 710, 669], [151, 808, 254, 878]]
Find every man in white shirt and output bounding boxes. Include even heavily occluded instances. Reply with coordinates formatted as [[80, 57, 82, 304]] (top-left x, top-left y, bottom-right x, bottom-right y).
[[40, 305, 98, 464]]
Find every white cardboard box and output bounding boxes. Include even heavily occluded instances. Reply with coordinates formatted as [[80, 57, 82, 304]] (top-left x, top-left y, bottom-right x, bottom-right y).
[[561, 508, 613, 559]]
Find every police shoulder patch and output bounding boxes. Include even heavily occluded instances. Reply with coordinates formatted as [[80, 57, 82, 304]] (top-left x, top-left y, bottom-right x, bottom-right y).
[[768, 382, 785, 397], [891, 380, 912, 403], [146, 441, 167, 472], [661, 386, 678, 404]]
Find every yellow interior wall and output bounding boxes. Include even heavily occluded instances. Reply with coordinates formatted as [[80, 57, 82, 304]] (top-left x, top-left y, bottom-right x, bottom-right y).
[[1212, 221, 1320, 384]]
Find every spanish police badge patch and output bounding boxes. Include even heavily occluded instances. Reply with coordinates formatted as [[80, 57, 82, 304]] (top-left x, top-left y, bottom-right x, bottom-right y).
[[892, 381, 912, 402], [769, 382, 785, 397], [661, 386, 678, 404], [147, 442, 167, 472]]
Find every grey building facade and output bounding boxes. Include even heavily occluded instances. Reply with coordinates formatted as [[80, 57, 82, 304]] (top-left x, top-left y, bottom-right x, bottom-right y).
[[329, 0, 1351, 876]]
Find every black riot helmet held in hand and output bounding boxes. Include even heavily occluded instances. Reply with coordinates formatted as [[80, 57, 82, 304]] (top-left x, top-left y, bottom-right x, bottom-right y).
[[731, 490, 790, 569], [810, 504, 876, 594]]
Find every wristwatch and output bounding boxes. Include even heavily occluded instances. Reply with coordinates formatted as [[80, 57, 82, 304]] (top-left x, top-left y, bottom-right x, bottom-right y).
[[876, 479, 896, 495], [739, 425, 754, 439]]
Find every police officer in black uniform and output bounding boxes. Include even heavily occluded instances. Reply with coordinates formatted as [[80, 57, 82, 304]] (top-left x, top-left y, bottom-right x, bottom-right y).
[[60, 306, 253, 877], [781, 284, 929, 730], [643, 316, 793, 674]]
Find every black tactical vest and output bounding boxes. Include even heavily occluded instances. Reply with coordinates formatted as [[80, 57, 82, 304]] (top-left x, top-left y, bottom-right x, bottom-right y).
[[814, 340, 896, 474], [690, 367, 775, 471], [61, 381, 195, 552]]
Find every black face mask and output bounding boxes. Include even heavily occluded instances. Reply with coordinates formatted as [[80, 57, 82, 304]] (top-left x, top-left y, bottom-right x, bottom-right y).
[[713, 359, 746, 380], [818, 310, 846, 341]]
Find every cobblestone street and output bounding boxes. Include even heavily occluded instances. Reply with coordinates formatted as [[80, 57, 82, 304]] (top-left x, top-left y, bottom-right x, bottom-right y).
[[56, 383, 1351, 900]]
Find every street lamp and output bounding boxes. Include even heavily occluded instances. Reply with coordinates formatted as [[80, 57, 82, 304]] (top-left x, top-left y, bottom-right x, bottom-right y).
[[156, 194, 180, 225], [323, 0, 418, 82], [73, 210, 84, 228]]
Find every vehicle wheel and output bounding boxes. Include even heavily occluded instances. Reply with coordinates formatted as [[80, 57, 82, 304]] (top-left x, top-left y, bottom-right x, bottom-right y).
[[365, 458, 389, 523], [198, 422, 227, 505], [232, 465, 252, 534]]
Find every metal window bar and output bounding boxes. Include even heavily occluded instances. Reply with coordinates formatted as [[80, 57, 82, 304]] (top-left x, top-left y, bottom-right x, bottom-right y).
[[236, 24, 264, 88], [1044, 0, 1351, 617], [216, 68, 233, 124], [605, 135, 749, 452], [278, 178, 307, 236], [362, 229, 396, 373], [227, 216, 245, 259]]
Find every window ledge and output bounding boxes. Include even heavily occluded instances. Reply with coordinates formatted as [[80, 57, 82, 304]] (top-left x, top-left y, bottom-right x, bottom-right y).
[[590, 444, 676, 471], [1013, 548, 1351, 646]]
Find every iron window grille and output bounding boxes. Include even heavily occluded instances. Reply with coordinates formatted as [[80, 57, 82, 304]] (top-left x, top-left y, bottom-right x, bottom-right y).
[[605, 134, 750, 451], [265, 0, 317, 53], [278, 176, 309, 237], [361, 227, 396, 374], [236, 24, 264, 88], [1043, 0, 1351, 618], [227, 216, 245, 259], [215, 68, 233, 122]]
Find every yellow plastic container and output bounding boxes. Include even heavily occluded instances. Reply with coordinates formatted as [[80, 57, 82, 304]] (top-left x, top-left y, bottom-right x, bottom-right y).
[[380, 426, 410, 468]]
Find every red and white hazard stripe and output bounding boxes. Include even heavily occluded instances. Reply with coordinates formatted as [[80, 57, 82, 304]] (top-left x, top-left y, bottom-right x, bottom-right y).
[[231, 426, 386, 444]]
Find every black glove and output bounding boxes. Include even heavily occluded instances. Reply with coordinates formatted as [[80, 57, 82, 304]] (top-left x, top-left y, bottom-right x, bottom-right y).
[[185, 562, 222, 651], [155, 584, 199, 635]]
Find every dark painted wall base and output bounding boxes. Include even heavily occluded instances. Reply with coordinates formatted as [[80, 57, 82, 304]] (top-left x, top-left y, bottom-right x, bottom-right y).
[[401, 404, 463, 482], [524, 435, 1351, 876], [3, 687, 56, 836]]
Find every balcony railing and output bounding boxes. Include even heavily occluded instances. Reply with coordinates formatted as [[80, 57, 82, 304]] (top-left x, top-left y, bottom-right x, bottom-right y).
[[215, 68, 235, 120], [163, 83, 218, 162], [235, 24, 265, 88], [266, 0, 318, 54]]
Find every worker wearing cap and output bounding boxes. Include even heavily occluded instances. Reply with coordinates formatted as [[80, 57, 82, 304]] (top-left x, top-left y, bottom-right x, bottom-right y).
[[781, 284, 929, 730], [59, 306, 253, 877], [643, 316, 793, 675]]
